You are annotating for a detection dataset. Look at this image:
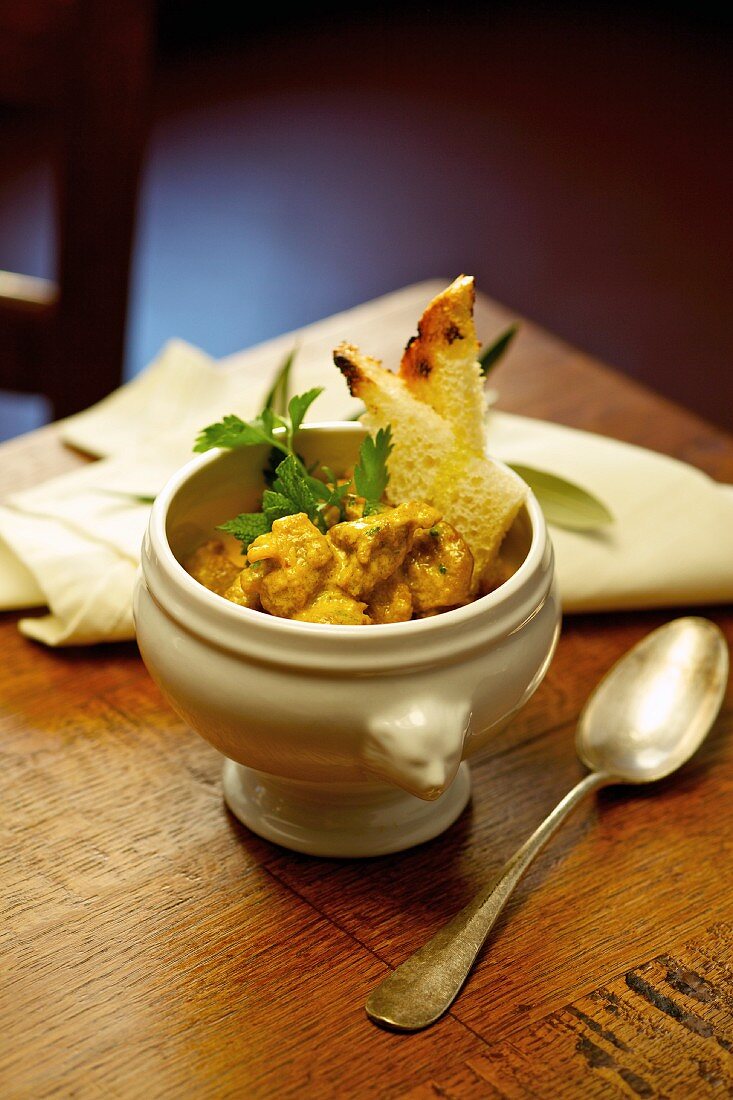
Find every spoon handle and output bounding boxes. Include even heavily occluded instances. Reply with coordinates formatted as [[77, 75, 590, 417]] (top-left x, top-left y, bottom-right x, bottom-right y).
[[366, 770, 612, 1031]]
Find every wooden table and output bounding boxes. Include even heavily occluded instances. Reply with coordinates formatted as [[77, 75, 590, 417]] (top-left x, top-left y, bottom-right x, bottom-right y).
[[2, 292, 732, 1098]]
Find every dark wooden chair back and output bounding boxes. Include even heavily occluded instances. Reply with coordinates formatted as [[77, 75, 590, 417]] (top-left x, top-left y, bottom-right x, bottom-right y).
[[0, 0, 152, 420]]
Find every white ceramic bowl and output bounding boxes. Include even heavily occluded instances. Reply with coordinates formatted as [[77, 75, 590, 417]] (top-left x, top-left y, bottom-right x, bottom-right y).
[[133, 423, 561, 857]]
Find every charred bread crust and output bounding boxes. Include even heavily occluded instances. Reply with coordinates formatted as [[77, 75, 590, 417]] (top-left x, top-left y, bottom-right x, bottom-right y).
[[398, 275, 486, 453], [400, 274, 477, 385], [333, 343, 368, 397]]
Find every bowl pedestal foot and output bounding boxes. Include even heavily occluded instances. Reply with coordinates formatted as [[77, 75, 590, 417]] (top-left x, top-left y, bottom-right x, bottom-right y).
[[221, 759, 471, 857]]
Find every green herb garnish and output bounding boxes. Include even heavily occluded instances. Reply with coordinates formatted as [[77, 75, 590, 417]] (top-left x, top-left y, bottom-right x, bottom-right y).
[[194, 387, 323, 461], [97, 489, 157, 505], [479, 323, 518, 377], [262, 346, 298, 415], [507, 463, 613, 531], [218, 512, 270, 546], [478, 323, 612, 529], [353, 426, 393, 516], [196, 383, 393, 551]]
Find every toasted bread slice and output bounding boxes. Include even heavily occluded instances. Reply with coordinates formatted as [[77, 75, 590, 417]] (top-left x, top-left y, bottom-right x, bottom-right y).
[[399, 275, 486, 453], [333, 339, 526, 584], [333, 342, 454, 505]]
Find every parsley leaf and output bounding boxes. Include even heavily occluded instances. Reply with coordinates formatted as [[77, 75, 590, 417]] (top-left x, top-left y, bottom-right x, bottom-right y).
[[193, 371, 321, 468], [288, 388, 324, 436], [354, 426, 392, 513], [193, 410, 289, 456]]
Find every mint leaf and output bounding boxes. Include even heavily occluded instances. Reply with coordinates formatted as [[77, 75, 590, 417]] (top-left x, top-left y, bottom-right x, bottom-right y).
[[271, 453, 320, 521], [307, 476, 336, 503], [479, 323, 518, 377], [320, 479, 351, 511], [354, 426, 392, 508], [262, 489, 300, 525], [218, 512, 269, 549]]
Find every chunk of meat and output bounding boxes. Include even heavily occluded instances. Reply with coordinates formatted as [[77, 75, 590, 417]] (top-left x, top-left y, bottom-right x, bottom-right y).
[[368, 574, 413, 624], [189, 501, 474, 625], [327, 501, 441, 601], [184, 539, 241, 596], [293, 588, 370, 625], [222, 562, 264, 610], [402, 520, 474, 613], [342, 493, 367, 521], [247, 513, 335, 618]]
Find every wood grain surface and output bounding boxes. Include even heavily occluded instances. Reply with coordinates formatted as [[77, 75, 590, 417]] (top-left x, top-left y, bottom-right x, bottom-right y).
[[1, 297, 732, 1099]]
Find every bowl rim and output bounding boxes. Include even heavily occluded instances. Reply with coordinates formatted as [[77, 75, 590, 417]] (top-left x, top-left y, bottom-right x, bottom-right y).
[[143, 421, 554, 659]]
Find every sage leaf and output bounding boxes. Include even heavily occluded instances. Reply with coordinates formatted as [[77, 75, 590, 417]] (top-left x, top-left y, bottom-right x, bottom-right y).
[[508, 463, 613, 531], [97, 489, 157, 504], [479, 323, 518, 377]]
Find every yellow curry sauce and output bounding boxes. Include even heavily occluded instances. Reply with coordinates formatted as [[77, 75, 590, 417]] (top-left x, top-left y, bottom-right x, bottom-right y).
[[185, 498, 475, 625]]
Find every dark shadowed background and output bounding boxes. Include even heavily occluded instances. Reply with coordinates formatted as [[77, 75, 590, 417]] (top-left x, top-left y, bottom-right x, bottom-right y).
[[0, 0, 730, 441]]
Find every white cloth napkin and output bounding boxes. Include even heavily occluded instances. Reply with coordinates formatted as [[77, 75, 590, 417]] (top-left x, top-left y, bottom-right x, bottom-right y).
[[1, 282, 732, 645]]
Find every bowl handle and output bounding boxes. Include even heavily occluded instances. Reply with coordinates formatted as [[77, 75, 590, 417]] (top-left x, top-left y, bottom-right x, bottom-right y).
[[359, 699, 471, 800]]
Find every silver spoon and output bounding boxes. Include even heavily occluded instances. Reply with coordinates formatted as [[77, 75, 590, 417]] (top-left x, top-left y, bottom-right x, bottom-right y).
[[366, 616, 729, 1032]]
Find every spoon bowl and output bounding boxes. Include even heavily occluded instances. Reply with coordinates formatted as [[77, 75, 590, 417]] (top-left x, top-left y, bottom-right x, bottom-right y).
[[577, 617, 729, 783]]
